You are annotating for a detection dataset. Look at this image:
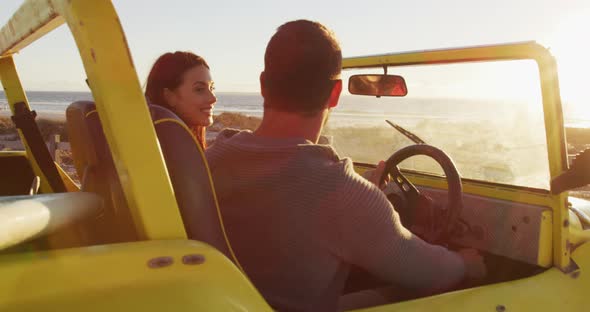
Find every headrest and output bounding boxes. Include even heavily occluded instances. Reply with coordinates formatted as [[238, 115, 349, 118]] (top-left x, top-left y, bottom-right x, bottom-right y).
[[67, 101, 187, 173], [66, 101, 100, 177]]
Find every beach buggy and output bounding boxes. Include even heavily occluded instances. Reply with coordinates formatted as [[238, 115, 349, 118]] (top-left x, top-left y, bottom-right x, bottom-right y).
[[1, 0, 590, 311]]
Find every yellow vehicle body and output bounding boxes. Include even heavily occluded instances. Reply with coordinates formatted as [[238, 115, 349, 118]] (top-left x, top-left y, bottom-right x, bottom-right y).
[[0, 0, 588, 311], [0, 240, 270, 311]]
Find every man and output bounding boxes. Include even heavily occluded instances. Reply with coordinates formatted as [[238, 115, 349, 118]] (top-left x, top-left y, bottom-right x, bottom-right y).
[[206, 20, 485, 311]]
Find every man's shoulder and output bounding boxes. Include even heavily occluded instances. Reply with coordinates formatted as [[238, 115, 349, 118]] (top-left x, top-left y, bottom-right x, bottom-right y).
[[206, 128, 246, 151], [206, 129, 355, 175], [299, 143, 345, 165], [215, 128, 243, 142]]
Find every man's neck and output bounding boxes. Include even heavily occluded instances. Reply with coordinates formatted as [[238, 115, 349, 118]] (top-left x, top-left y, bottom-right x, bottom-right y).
[[254, 108, 327, 144]]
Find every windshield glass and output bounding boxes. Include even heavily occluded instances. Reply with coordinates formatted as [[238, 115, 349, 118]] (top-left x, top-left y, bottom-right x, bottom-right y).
[[324, 59, 550, 189]]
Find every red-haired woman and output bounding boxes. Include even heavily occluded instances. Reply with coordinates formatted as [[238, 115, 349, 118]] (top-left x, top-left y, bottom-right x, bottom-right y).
[[145, 51, 216, 148]]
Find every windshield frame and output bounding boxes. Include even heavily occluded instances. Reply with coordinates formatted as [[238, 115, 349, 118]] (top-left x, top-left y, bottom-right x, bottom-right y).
[[343, 42, 567, 192]]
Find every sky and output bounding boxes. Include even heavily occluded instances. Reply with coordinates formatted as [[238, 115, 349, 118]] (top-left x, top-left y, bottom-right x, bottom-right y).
[[0, 0, 589, 107]]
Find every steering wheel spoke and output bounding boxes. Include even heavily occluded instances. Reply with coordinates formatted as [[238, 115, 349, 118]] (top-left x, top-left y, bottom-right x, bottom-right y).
[[390, 166, 421, 198]]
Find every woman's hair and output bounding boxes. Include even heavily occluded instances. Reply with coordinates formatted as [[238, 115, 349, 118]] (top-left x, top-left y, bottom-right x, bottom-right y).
[[145, 51, 210, 148]]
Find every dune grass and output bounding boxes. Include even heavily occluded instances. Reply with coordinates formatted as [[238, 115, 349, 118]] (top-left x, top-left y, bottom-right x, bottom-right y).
[[0, 116, 14, 135], [0, 115, 69, 141]]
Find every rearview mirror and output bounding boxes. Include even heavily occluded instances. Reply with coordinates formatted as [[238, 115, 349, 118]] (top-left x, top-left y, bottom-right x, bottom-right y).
[[348, 74, 408, 97]]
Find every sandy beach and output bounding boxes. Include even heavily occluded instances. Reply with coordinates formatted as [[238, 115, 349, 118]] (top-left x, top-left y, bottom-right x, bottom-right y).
[[2, 110, 590, 197]]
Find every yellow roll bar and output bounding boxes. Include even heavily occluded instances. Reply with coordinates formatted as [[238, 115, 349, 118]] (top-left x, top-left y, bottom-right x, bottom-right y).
[[1, 0, 186, 240]]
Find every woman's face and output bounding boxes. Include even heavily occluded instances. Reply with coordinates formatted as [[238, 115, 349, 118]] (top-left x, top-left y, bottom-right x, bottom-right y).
[[166, 65, 216, 127]]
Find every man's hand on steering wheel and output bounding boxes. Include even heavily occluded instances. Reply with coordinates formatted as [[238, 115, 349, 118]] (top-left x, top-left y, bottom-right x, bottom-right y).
[[363, 160, 391, 190]]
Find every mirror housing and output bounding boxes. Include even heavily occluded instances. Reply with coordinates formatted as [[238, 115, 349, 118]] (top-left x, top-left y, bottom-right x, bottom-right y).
[[348, 74, 408, 97], [551, 149, 590, 194]]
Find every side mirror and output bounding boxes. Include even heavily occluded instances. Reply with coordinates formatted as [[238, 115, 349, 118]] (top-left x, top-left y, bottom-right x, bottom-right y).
[[551, 149, 590, 194], [348, 74, 408, 97]]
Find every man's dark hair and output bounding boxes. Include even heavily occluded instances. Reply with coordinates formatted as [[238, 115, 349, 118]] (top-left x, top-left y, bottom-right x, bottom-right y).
[[262, 20, 342, 115]]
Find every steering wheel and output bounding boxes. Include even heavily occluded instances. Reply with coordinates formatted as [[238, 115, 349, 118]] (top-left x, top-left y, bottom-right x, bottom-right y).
[[380, 144, 463, 245]]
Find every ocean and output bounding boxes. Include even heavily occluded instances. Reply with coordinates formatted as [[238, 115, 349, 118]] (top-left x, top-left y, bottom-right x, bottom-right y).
[[0, 91, 263, 115]]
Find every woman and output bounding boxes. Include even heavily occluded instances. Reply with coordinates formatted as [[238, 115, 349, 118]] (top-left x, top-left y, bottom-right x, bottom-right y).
[[145, 51, 216, 148]]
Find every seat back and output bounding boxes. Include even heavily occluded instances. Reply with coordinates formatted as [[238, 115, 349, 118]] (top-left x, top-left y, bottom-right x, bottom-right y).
[[67, 101, 135, 242], [66, 101, 234, 259]]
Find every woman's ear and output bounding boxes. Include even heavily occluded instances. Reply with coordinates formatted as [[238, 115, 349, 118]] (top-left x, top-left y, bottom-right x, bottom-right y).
[[163, 88, 177, 108]]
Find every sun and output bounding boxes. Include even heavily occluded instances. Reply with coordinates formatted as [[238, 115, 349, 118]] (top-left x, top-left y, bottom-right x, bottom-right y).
[[547, 10, 590, 124]]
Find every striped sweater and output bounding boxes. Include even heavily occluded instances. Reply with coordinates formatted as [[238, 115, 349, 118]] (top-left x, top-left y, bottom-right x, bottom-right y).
[[205, 129, 465, 311]]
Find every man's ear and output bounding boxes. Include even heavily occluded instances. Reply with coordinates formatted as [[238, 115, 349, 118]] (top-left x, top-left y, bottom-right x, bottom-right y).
[[163, 88, 177, 108], [260, 71, 267, 98], [327, 80, 342, 109]]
